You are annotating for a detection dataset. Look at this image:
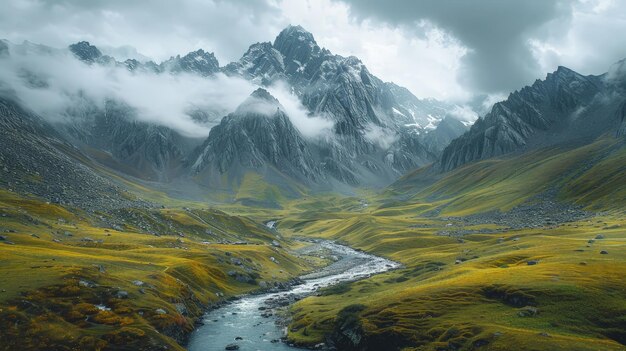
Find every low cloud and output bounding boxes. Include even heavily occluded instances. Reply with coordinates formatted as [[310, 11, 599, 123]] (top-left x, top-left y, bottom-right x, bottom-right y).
[[267, 81, 334, 139], [363, 124, 397, 149], [0, 41, 333, 139], [448, 105, 479, 123]]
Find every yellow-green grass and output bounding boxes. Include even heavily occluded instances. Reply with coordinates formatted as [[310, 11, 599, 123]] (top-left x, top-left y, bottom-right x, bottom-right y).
[[562, 145, 626, 209], [0, 190, 316, 350], [280, 209, 626, 350], [386, 137, 626, 217], [2, 135, 625, 351]]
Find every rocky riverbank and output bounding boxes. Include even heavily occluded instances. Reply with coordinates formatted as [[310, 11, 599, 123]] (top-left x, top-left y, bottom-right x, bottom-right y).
[[187, 241, 400, 351]]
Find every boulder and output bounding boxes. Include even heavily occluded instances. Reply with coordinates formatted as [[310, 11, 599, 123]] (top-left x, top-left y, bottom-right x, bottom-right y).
[[116, 290, 129, 299], [518, 306, 539, 317]]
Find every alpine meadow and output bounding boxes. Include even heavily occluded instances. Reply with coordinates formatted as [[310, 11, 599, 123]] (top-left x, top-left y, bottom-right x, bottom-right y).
[[0, 1, 625, 351]]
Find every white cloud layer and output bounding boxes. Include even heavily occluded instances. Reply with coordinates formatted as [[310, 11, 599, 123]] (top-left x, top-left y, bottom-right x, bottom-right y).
[[0, 42, 332, 138]]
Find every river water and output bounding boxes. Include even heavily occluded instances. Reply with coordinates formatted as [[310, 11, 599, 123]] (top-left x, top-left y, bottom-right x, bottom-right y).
[[187, 241, 399, 351]]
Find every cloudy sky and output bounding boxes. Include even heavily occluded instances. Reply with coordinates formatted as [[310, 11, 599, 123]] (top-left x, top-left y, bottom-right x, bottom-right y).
[[2, 0, 626, 103]]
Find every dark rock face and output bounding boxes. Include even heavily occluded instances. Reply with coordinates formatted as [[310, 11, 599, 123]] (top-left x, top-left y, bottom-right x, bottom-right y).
[[69, 41, 102, 63], [387, 132, 438, 171], [223, 42, 286, 85], [330, 304, 367, 351], [440, 65, 626, 171], [160, 49, 220, 76]]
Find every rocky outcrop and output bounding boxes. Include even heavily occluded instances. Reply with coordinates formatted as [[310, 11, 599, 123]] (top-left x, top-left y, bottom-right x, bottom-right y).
[[69, 41, 103, 63], [222, 42, 286, 85]]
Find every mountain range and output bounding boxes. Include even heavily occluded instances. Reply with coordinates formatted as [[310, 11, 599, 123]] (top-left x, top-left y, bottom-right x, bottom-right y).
[[0, 26, 471, 204], [1, 25, 625, 209]]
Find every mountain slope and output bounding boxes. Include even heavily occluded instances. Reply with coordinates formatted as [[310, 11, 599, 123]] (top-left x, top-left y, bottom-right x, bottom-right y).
[[190, 89, 316, 201], [61, 100, 202, 182], [0, 97, 151, 211], [440, 65, 626, 171]]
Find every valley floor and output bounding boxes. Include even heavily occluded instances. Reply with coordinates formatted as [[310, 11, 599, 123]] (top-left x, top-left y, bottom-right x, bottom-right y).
[[1, 139, 626, 351]]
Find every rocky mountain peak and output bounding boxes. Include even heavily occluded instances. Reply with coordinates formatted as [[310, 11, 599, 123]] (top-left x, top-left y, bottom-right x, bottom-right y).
[[69, 41, 102, 63], [184, 49, 217, 62], [273, 25, 322, 67], [222, 42, 285, 84], [274, 25, 316, 47], [545, 65, 587, 85], [439, 63, 614, 171], [161, 48, 219, 76], [235, 88, 283, 116], [250, 88, 277, 102]]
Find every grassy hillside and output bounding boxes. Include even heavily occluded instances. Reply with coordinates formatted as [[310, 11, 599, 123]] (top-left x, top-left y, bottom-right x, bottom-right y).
[[385, 137, 626, 216], [267, 138, 626, 350], [0, 189, 317, 350], [281, 211, 626, 350]]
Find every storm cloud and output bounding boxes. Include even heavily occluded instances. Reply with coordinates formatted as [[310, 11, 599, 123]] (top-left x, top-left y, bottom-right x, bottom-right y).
[[1, 0, 625, 103], [336, 0, 626, 95]]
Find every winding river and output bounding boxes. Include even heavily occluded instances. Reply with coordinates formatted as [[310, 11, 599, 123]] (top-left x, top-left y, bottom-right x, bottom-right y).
[[187, 241, 399, 351]]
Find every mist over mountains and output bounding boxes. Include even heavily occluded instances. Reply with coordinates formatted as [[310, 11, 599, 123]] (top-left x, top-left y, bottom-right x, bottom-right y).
[[0, 26, 472, 194], [2, 23, 625, 204]]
